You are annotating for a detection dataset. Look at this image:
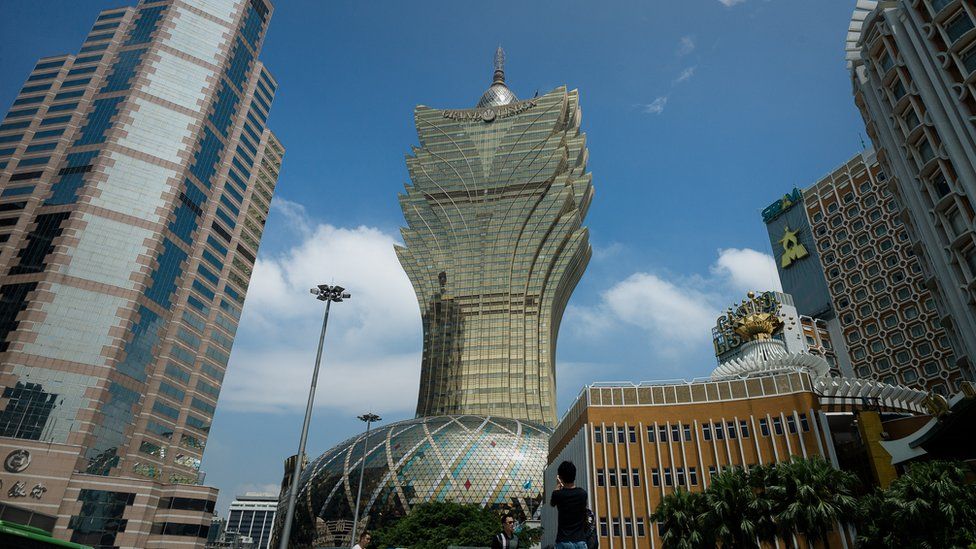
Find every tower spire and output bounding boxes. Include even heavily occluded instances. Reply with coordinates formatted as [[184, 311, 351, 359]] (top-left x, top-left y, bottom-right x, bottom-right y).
[[493, 46, 505, 84]]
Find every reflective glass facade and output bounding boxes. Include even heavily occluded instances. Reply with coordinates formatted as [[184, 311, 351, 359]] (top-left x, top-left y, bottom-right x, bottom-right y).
[[397, 83, 593, 427], [279, 415, 550, 548], [0, 1, 281, 547]]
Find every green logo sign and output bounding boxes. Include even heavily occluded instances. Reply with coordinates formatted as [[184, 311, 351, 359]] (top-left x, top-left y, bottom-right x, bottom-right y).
[[762, 188, 802, 223]]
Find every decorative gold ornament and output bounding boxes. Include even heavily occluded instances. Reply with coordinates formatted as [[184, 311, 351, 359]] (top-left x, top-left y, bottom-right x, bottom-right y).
[[728, 291, 784, 341], [779, 225, 809, 268]]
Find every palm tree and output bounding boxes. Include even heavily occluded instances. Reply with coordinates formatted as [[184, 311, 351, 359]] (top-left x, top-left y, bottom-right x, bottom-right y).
[[651, 487, 712, 549], [767, 456, 858, 549], [702, 467, 760, 548], [853, 488, 904, 549], [746, 463, 780, 545], [861, 460, 976, 549]]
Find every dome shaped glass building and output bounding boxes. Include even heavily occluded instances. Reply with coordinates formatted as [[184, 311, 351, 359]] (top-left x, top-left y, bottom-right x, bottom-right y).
[[284, 415, 550, 547]]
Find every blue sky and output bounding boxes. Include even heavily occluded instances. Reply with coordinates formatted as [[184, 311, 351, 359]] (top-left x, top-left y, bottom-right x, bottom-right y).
[[0, 0, 868, 514]]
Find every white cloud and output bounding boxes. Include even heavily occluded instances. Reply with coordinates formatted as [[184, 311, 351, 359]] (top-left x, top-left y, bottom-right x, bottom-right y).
[[220, 198, 422, 415], [717, 0, 746, 6], [567, 248, 779, 356], [711, 247, 783, 294], [677, 35, 696, 56], [604, 273, 717, 348], [674, 66, 696, 84], [642, 96, 668, 115]]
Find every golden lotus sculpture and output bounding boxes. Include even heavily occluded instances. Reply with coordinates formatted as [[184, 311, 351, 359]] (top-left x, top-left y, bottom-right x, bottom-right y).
[[727, 291, 783, 341]]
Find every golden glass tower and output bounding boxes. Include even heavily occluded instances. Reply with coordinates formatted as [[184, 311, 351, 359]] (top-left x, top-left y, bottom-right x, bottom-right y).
[[396, 48, 593, 427]]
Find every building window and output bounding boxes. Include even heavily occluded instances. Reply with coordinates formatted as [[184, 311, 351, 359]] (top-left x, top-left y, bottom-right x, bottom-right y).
[[759, 418, 770, 437], [916, 138, 936, 165], [612, 518, 621, 537], [597, 469, 605, 487], [799, 413, 810, 432], [961, 44, 976, 73], [963, 247, 976, 277], [896, 350, 912, 365], [628, 426, 637, 443], [620, 468, 629, 487], [604, 427, 614, 444], [617, 427, 626, 444], [708, 465, 717, 479], [651, 468, 660, 487], [714, 422, 725, 440], [609, 469, 617, 487], [879, 51, 894, 73], [689, 467, 699, 486], [727, 421, 737, 439], [594, 427, 603, 444], [658, 425, 668, 442], [773, 417, 784, 435], [600, 518, 608, 537], [636, 518, 646, 537], [702, 424, 712, 440], [787, 416, 798, 434], [632, 468, 640, 487], [676, 468, 686, 486], [664, 468, 673, 486], [931, 0, 954, 14], [891, 79, 907, 101], [903, 369, 919, 383], [670, 425, 680, 442], [891, 332, 906, 345], [739, 420, 750, 438], [624, 518, 633, 537], [683, 424, 692, 441], [646, 425, 655, 443]]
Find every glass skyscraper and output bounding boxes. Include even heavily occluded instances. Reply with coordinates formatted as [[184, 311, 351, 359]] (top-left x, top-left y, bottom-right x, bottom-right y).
[[396, 48, 594, 427], [0, 1, 281, 547]]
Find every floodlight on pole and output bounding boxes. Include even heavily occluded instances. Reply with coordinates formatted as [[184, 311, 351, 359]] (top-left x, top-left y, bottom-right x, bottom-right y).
[[351, 413, 382, 545], [278, 284, 350, 549]]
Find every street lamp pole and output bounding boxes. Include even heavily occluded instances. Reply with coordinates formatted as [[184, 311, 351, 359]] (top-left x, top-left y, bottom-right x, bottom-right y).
[[278, 284, 350, 549], [350, 412, 381, 545]]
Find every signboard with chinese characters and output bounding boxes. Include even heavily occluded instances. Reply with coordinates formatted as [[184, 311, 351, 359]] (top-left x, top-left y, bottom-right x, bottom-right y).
[[0, 449, 48, 500]]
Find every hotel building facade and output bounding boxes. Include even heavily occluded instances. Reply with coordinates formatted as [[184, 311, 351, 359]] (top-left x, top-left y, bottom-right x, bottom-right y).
[[0, 0, 281, 547], [847, 0, 976, 381], [763, 149, 962, 394]]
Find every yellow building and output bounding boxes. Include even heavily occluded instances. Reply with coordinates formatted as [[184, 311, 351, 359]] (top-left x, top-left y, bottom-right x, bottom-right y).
[[544, 292, 930, 548]]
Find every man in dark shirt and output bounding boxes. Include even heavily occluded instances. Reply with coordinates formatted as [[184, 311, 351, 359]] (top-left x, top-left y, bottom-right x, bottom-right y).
[[490, 514, 519, 548], [550, 460, 589, 549]]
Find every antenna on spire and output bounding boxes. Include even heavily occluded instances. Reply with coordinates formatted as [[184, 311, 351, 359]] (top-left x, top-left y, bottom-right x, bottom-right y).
[[493, 46, 505, 84]]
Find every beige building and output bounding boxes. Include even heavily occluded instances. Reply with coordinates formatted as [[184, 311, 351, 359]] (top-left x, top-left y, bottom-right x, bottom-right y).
[[847, 0, 976, 382], [0, 1, 281, 547]]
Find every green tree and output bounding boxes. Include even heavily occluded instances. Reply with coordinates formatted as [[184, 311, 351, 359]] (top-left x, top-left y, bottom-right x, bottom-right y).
[[746, 463, 781, 545], [766, 456, 858, 548], [702, 467, 760, 548], [651, 487, 712, 549], [856, 460, 976, 549], [370, 501, 500, 549]]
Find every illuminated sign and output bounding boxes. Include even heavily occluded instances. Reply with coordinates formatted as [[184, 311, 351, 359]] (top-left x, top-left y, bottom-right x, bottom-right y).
[[712, 291, 780, 357], [762, 188, 802, 223], [779, 225, 809, 268]]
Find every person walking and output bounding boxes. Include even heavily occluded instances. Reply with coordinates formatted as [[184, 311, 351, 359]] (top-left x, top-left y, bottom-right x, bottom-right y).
[[490, 514, 519, 548], [550, 460, 588, 549], [352, 530, 371, 549]]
